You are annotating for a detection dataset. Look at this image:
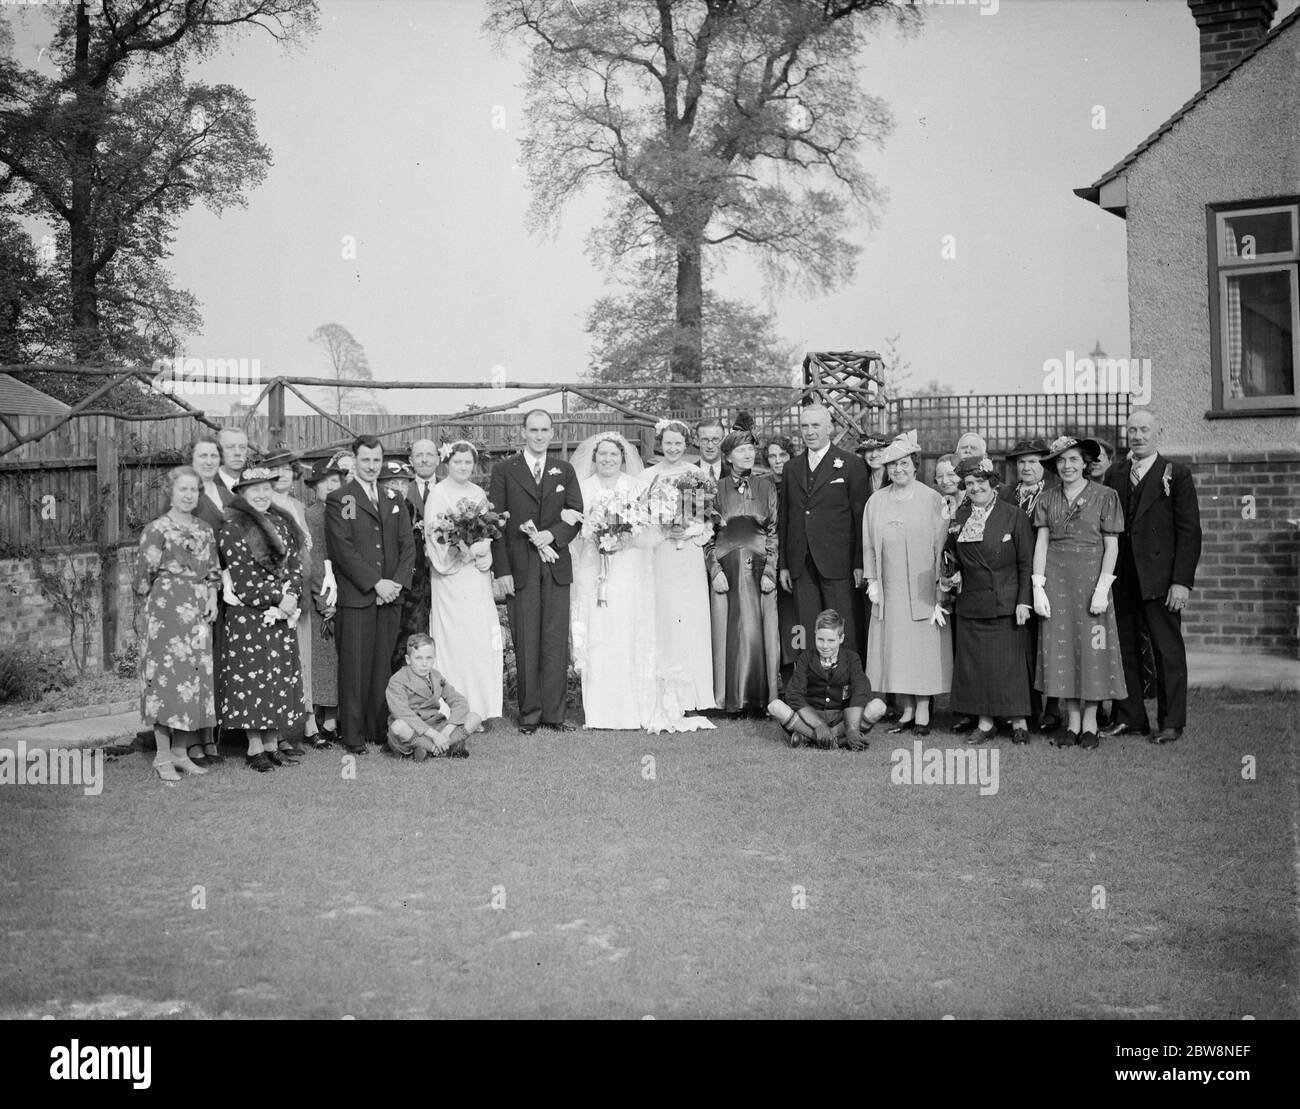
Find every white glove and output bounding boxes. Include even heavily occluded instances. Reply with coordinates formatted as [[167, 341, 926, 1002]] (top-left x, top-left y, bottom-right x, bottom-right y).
[[866, 580, 881, 605], [929, 604, 948, 628], [1031, 574, 1051, 619], [222, 569, 243, 607], [321, 563, 338, 606], [1090, 572, 1116, 615], [559, 508, 584, 527]]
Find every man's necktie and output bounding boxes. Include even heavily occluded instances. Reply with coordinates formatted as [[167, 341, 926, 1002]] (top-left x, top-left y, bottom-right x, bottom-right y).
[[1130, 465, 1141, 487], [532, 460, 542, 485]]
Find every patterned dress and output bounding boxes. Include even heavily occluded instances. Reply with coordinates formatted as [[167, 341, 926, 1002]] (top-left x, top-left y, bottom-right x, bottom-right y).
[[217, 504, 307, 731], [1033, 481, 1128, 701], [135, 514, 220, 731]]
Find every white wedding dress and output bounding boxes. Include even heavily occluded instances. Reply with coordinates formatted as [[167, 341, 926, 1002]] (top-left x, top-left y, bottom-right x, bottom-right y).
[[570, 441, 714, 734], [425, 478, 504, 721]]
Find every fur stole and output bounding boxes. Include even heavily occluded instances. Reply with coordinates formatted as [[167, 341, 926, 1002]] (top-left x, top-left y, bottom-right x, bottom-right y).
[[223, 497, 305, 572]]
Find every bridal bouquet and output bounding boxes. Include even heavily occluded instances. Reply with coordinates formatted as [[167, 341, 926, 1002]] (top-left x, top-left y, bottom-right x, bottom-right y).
[[582, 489, 653, 606], [429, 498, 509, 564], [650, 470, 717, 550]]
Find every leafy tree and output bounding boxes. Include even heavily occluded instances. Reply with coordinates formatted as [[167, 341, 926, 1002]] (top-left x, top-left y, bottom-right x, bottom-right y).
[[583, 266, 799, 414], [486, 0, 917, 410], [0, 0, 319, 375], [308, 322, 387, 417]]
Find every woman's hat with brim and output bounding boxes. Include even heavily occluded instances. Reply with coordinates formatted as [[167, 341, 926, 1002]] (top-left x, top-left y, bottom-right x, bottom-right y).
[[1005, 438, 1050, 461], [303, 458, 345, 487], [232, 465, 279, 492], [377, 459, 415, 482], [955, 455, 1003, 485], [854, 435, 890, 458], [877, 430, 922, 467], [255, 449, 300, 470], [1043, 435, 1102, 464]]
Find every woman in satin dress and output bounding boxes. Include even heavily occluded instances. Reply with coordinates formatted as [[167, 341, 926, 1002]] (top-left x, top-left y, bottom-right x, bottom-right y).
[[705, 427, 781, 715]]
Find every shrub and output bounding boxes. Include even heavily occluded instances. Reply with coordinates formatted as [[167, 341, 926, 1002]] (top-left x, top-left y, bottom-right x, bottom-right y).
[[0, 647, 73, 704], [112, 642, 140, 679]]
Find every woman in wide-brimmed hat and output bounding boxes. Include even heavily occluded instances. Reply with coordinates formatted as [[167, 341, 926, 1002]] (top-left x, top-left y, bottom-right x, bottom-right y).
[[862, 431, 952, 735], [942, 456, 1035, 744], [216, 465, 309, 771], [1030, 436, 1127, 749]]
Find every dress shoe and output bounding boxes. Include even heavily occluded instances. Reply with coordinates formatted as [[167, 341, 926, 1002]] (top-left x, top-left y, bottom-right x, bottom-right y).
[[887, 719, 916, 734], [1035, 715, 1061, 734], [312, 735, 334, 750], [1053, 731, 1079, 748], [952, 716, 978, 734], [518, 724, 538, 735], [543, 721, 577, 732], [1011, 728, 1030, 745], [154, 763, 182, 784], [202, 745, 224, 763], [341, 743, 367, 756], [1079, 731, 1100, 750], [914, 724, 931, 738], [247, 753, 275, 772], [1148, 727, 1182, 745], [1100, 722, 1149, 738], [965, 726, 995, 746], [264, 750, 292, 768]]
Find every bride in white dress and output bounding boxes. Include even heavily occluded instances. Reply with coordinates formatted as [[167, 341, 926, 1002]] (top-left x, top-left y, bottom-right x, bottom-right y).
[[424, 440, 503, 723], [570, 432, 714, 734]]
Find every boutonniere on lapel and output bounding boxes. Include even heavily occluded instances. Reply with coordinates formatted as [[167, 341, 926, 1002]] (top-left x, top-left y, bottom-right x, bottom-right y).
[[547, 467, 562, 477], [1161, 464, 1172, 497], [832, 458, 844, 469]]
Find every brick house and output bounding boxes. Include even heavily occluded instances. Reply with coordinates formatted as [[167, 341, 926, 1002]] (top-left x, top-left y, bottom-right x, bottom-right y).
[[1075, 0, 1300, 657]]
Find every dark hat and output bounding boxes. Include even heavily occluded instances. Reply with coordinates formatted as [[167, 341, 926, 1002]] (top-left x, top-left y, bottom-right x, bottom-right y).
[[854, 435, 890, 455], [377, 459, 415, 482], [1005, 438, 1050, 460], [303, 458, 344, 487], [954, 455, 1003, 486], [1043, 435, 1102, 464], [231, 465, 279, 492], [255, 449, 300, 470]]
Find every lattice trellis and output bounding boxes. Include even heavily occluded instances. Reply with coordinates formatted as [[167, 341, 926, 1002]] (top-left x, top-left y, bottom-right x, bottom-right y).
[[801, 351, 886, 446]]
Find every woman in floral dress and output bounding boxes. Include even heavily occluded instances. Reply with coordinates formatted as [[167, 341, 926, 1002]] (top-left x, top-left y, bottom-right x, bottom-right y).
[[135, 467, 220, 784], [217, 465, 309, 772]]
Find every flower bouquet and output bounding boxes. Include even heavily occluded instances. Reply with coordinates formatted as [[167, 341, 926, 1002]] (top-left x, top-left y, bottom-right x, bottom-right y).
[[430, 497, 509, 567], [582, 488, 653, 605], [651, 470, 717, 549]]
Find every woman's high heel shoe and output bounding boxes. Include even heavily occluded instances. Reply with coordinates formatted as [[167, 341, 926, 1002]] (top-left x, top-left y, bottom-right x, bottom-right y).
[[887, 719, 916, 734], [171, 753, 208, 775], [1054, 731, 1080, 748], [154, 762, 182, 784]]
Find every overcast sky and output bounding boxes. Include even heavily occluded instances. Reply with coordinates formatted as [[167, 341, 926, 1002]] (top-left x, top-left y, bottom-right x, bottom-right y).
[[7, 0, 1297, 416]]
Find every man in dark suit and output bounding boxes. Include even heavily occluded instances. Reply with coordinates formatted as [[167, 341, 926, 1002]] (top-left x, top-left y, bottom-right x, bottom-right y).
[[326, 435, 416, 754], [216, 427, 249, 497], [778, 404, 869, 654], [690, 417, 728, 482], [1101, 409, 1202, 745], [490, 409, 584, 735], [398, 438, 438, 661]]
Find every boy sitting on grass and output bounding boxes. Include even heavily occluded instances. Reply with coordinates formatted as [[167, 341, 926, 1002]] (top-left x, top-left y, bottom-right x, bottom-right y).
[[386, 634, 481, 760], [768, 609, 886, 750]]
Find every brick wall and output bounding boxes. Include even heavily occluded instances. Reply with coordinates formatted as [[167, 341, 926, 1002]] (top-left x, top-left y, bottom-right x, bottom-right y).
[[0, 546, 138, 673], [1181, 451, 1299, 657]]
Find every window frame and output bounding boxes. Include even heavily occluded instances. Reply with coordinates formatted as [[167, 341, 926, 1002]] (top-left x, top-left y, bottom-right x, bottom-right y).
[[1206, 197, 1300, 417]]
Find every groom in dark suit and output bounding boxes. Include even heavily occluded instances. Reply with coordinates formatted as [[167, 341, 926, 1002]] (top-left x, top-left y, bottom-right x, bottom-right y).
[[326, 435, 416, 754], [1101, 408, 1202, 745], [490, 410, 584, 735], [778, 404, 870, 656]]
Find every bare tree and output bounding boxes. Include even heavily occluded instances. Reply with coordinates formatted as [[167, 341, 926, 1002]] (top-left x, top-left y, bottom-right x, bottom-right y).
[[308, 323, 386, 417], [485, 0, 918, 410]]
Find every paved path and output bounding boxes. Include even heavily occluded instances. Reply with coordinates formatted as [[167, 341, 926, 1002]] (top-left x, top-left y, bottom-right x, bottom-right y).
[[1, 651, 1295, 752]]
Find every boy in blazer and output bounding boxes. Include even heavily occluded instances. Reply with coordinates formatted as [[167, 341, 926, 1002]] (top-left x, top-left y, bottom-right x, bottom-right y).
[[778, 405, 869, 654], [490, 410, 584, 733], [768, 610, 886, 749], [325, 436, 416, 754], [386, 635, 479, 760], [1101, 409, 1202, 744]]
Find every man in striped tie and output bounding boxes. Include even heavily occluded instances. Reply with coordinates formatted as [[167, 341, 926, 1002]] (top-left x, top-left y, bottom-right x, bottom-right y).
[[395, 439, 438, 665]]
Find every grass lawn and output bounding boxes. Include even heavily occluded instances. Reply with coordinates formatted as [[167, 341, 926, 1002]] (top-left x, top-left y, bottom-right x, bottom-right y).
[[1, 688, 1295, 1019]]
